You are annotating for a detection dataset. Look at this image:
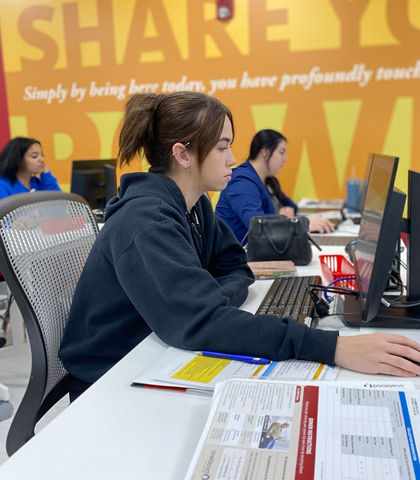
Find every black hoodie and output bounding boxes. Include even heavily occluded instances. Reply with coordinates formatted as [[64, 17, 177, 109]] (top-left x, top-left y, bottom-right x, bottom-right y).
[[59, 172, 338, 383]]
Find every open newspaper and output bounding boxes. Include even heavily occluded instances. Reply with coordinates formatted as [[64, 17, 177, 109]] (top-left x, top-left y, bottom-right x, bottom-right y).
[[132, 347, 339, 394], [185, 379, 420, 480]]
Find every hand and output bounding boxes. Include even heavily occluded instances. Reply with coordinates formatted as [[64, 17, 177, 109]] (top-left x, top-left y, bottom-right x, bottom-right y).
[[278, 206, 294, 218], [334, 333, 420, 377], [40, 163, 50, 174], [308, 215, 334, 233]]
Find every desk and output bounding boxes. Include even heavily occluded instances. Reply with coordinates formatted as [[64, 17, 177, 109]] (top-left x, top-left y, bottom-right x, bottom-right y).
[[1, 247, 419, 479]]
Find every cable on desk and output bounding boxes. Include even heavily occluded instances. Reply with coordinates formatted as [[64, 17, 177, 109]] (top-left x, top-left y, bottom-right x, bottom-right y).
[[306, 283, 358, 318], [324, 277, 357, 302], [308, 282, 358, 303]]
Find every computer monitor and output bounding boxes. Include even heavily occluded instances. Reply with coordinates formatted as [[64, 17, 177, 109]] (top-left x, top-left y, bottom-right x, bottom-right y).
[[344, 153, 407, 326], [356, 153, 373, 213], [70, 159, 117, 210], [405, 169, 420, 301], [104, 163, 118, 203]]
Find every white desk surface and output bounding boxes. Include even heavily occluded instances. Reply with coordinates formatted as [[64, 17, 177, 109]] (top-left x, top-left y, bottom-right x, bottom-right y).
[[1, 245, 419, 479]]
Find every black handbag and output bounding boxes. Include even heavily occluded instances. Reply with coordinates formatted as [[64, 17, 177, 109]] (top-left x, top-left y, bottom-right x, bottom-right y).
[[246, 215, 313, 265]]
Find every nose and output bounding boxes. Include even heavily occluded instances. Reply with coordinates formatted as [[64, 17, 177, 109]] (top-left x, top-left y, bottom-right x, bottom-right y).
[[227, 151, 236, 167]]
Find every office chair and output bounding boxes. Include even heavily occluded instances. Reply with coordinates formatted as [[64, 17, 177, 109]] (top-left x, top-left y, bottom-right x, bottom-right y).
[[0, 191, 99, 456]]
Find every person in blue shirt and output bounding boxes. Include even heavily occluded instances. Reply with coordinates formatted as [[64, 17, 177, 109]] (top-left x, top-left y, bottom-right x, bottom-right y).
[[0, 137, 61, 199], [215, 129, 333, 244]]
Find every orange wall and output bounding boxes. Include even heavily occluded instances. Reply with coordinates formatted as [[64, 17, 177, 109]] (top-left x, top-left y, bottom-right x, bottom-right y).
[[0, 0, 419, 202]]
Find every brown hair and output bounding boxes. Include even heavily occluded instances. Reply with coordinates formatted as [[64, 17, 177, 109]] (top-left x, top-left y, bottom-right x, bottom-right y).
[[118, 92, 234, 172], [248, 129, 288, 205]]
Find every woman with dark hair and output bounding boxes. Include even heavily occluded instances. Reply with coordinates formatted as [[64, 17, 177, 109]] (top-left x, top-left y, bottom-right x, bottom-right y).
[[215, 129, 333, 244], [59, 92, 420, 401], [0, 136, 60, 198]]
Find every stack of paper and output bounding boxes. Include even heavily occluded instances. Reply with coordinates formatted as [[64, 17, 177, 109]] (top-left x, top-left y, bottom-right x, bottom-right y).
[[132, 347, 339, 394], [185, 379, 419, 479], [298, 198, 345, 210], [247, 260, 296, 280]]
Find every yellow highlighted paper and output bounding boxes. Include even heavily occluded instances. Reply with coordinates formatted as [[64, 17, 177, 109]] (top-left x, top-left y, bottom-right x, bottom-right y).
[[171, 356, 230, 384]]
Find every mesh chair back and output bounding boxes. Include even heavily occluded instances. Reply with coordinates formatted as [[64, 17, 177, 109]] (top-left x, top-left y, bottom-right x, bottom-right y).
[[0, 191, 98, 455]]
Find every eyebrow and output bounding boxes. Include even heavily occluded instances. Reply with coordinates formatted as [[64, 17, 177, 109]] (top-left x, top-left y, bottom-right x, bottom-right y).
[[218, 137, 232, 143]]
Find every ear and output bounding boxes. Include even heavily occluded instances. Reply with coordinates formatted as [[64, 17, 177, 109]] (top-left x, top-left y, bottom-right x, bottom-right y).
[[261, 147, 271, 160], [172, 142, 191, 169]]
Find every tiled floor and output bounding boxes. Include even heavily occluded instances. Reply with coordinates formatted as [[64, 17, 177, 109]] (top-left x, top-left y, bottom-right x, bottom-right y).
[[0, 346, 69, 465]]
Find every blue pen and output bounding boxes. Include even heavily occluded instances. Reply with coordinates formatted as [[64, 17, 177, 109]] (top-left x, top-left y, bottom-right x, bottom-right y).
[[199, 351, 270, 365]]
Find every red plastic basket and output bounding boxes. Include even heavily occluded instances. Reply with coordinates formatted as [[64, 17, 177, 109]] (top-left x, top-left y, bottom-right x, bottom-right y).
[[319, 254, 356, 290]]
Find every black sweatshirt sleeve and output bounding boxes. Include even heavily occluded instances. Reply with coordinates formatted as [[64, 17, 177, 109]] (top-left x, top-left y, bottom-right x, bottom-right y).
[[114, 220, 339, 365]]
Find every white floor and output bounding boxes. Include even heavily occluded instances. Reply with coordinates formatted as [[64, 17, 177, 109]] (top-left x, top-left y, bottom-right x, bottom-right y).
[[0, 339, 69, 465]]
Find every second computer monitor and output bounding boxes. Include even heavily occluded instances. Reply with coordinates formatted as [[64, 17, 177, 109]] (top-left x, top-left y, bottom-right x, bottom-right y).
[[345, 153, 406, 324], [70, 159, 117, 210]]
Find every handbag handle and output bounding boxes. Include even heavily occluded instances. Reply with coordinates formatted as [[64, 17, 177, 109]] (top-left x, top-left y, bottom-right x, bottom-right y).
[[260, 217, 298, 255]]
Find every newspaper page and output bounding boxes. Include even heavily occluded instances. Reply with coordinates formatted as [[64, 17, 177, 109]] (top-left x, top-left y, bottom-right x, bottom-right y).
[[185, 379, 420, 480], [132, 348, 339, 393]]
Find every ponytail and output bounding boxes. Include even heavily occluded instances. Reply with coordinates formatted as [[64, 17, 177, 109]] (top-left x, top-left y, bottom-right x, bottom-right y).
[[118, 94, 165, 168]]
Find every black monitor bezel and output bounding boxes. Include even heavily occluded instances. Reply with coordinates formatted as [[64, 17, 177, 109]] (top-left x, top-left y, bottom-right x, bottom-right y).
[[352, 153, 402, 321], [405, 170, 420, 300], [104, 163, 117, 202]]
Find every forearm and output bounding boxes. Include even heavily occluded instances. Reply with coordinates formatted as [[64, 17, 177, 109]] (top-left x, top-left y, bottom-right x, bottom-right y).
[[160, 307, 338, 365]]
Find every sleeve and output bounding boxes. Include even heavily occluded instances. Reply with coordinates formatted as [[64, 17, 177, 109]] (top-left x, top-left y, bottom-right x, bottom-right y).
[[224, 177, 270, 231], [207, 214, 255, 307], [39, 172, 61, 191], [114, 220, 339, 365]]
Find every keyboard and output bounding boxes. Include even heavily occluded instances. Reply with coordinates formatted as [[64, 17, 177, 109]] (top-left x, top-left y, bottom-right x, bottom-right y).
[[310, 235, 357, 246], [255, 276, 321, 327]]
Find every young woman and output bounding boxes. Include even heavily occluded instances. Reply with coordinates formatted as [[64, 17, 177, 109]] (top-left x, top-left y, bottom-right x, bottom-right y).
[[215, 129, 333, 244], [0, 137, 60, 198], [59, 92, 420, 400]]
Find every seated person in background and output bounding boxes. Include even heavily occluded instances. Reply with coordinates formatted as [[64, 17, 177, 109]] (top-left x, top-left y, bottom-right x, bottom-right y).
[[59, 92, 420, 401], [215, 129, 333, 244], [0, 136, 61, 199]]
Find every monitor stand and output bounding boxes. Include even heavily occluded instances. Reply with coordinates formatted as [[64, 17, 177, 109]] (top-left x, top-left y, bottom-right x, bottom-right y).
[[343, 295, 420, 328]]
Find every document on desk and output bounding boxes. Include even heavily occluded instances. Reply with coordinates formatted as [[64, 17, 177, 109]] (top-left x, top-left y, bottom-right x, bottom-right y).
[[132, 347, 339, 394], [185, 378, 420, 480], [298, 198, 345, 210]]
